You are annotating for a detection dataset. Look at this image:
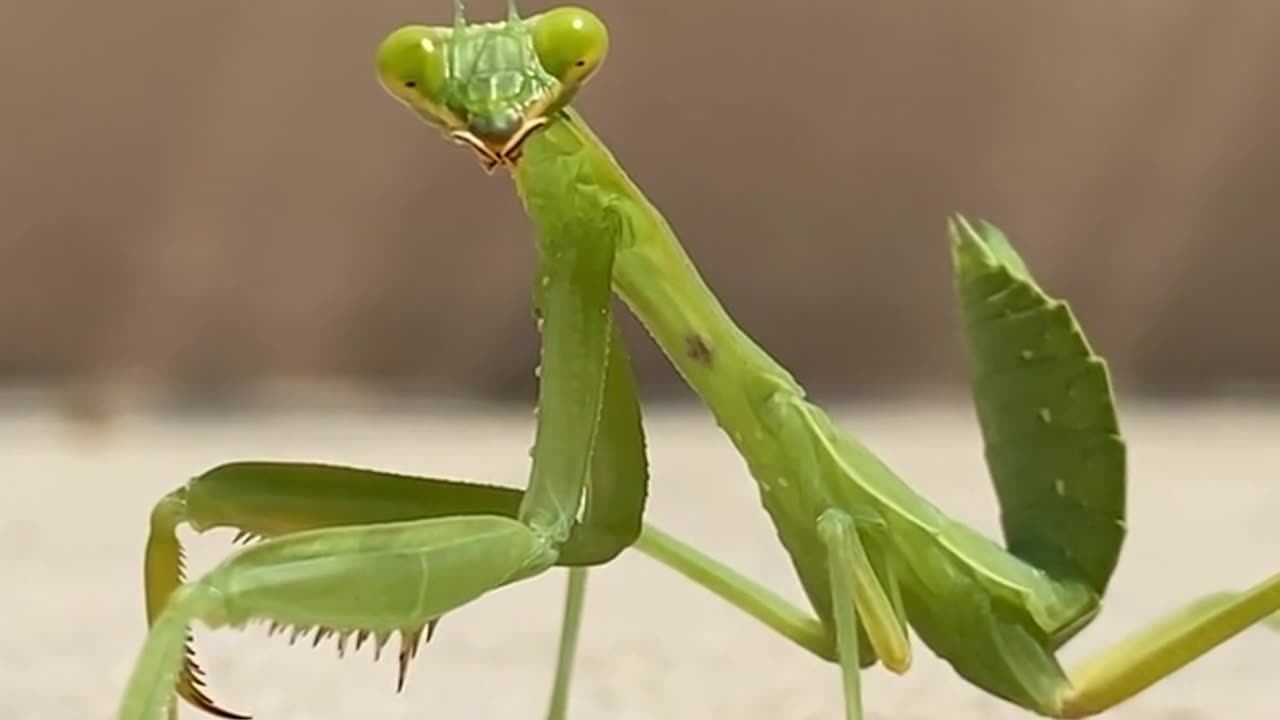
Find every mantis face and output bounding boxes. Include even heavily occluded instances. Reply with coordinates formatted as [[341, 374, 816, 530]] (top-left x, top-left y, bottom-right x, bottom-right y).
[[376, 3, 608, 171]]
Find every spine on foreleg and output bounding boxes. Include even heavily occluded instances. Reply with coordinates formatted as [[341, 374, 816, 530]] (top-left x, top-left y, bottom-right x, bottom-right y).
[[142, 488, 243, 718], [117, 582, 222, 720]]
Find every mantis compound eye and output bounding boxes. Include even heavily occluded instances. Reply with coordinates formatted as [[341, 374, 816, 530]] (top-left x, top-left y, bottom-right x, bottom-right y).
[[531, 6, 609, 88], [375, 25, 453, 125]]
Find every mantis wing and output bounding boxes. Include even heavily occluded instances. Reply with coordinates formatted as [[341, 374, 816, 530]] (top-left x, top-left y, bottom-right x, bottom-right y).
[[953, 215, 1126, 602]]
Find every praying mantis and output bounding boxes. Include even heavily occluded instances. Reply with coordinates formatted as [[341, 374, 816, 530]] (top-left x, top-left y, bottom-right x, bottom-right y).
[[114, 3, 1280, 719]]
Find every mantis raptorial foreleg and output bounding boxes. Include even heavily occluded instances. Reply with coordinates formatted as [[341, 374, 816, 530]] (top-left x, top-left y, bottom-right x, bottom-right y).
[[127, 514, 553, 718], [140, 464, 528, 718], [118, 171, 647, 720]]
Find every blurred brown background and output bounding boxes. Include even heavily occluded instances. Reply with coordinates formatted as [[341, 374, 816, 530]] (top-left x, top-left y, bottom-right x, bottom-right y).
[[3, 0, 1279, 406]]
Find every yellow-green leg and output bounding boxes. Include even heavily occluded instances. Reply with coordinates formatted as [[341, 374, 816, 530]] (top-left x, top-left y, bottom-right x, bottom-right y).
[[1057, 573, 1280, 717]]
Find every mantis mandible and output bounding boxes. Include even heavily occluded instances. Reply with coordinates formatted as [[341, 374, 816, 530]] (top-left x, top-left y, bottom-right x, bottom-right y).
[[115, 3, 1280, 719]]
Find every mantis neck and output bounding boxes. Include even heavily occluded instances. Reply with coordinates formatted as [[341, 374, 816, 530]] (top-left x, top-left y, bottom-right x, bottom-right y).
[[514, 110, 805, 470]]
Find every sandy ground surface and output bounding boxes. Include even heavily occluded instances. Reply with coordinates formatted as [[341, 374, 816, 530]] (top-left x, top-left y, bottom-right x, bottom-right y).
[[3, 400, 1278, 720]]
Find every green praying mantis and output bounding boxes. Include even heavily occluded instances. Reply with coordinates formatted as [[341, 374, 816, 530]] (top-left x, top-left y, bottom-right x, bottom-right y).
[[115, 3, 1280, 719]]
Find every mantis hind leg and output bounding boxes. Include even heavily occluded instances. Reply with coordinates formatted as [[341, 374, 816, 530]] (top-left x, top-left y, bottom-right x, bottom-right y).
[[1055, 573, 1280, 717]]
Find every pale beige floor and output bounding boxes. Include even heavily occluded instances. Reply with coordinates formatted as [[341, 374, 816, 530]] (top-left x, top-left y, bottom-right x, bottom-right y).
[[3, 401, 1278, 719]]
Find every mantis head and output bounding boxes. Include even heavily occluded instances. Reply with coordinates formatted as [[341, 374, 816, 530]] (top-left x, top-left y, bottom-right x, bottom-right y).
[[376, 1, 608, 171]]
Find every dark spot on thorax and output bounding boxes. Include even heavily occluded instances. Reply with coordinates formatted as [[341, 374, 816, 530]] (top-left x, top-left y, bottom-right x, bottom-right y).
[[685, 334, 713, 367]]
